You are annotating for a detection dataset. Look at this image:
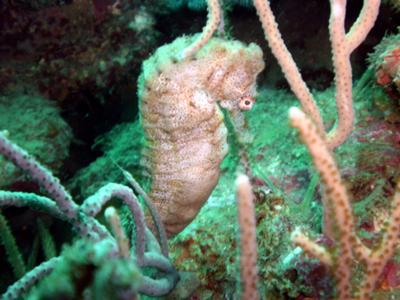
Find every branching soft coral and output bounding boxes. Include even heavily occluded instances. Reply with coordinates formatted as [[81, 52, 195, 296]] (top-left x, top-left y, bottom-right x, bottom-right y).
[[0, 131, 178, 299]]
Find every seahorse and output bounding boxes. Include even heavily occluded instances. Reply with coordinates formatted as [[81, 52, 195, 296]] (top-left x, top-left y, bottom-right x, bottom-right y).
[[138, 35, 264, 237]]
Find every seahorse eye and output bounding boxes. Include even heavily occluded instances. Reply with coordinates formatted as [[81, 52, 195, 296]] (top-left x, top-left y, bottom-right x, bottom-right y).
[[239, 96, 255, 110]]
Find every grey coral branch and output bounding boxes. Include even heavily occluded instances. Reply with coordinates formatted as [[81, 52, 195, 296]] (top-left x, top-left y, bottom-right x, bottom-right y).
[[0, 132, 178, 298]]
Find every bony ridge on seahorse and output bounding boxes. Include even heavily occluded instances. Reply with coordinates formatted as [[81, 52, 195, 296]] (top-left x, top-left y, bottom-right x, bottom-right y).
[[138, 34, 264, 237]]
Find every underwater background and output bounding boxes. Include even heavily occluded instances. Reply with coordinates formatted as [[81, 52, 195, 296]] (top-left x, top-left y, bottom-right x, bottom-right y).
[[0, 0, 400, 299]]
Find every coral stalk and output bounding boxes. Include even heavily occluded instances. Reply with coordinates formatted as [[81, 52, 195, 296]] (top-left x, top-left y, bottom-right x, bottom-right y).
[[105, 207, 130, 259], [289, 106, 400, 299], [120, 167, 169, 257], [180, 0, 221, 60], [0, 133, 178, 299], [0, 131, 78, 220], [81, 183, 147, 265], [291, 228, 333, 267], [252, 0, 324, 133], [2, 256, 62, 300], [328, 0, 354, 149], [346, 0, 381, 53], [253, 0, 380, 149], [327, 0, 380, 148], [236, 175, 259, 300], [289, 107, 354, 299]]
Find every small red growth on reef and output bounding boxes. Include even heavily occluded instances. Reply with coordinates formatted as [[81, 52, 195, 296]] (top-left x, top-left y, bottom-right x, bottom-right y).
[[376, 48, 400, 86], [378, 260, 400, 290], [376, 69, 392, 85]]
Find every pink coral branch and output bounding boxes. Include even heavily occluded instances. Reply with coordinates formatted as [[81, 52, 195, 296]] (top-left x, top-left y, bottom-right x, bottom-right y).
[[252, 0, 325, 133], [236, 174, 259, 300], [253, 0, 381, 149], [327, 0, 354, 149], [289, 107, 400, 299], [346, 0, 381, 53], [180, 0, 221, 60]]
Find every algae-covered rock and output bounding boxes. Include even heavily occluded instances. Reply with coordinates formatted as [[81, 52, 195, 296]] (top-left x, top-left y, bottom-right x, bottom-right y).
[[369, 32, 400, 95], [68, 121, 145, 200], [0, 94, 72, 188]]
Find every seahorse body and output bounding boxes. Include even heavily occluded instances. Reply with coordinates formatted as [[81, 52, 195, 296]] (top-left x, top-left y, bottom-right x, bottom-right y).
[[138, 36, 264, 237]]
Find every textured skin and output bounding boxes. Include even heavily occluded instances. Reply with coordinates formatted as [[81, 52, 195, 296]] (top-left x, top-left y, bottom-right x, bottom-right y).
[[138, 36, 264, 237]]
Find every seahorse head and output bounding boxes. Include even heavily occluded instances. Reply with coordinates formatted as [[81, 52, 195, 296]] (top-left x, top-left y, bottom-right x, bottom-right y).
[[197, 38, 265, 113]]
